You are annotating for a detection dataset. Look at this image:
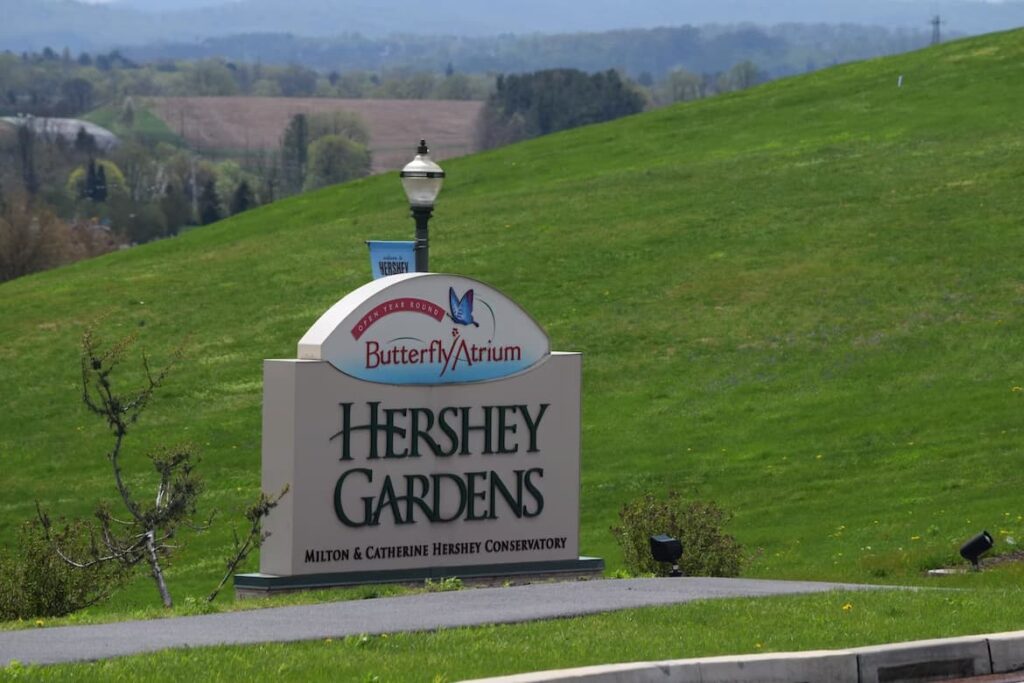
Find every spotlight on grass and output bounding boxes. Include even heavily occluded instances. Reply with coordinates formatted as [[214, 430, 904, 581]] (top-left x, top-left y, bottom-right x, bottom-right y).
[[649, 534, 683, 577], [959, 531, 994, 570]]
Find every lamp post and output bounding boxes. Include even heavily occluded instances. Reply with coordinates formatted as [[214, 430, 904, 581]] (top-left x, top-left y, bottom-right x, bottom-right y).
[[400, 140, 445, 273]]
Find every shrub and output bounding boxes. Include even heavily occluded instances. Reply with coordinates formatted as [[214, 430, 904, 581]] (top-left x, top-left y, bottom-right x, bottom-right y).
[[0, 519, 124, 620], [424, 576, 463, 592], [611, 492, 743, 577]]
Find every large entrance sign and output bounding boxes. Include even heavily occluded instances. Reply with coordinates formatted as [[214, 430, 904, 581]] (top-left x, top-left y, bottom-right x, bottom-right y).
[[238, 273, 601, 592]]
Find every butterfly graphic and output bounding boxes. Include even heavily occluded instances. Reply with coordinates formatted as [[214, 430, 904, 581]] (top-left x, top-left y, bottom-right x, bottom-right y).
[[448, 287, 479, 327]]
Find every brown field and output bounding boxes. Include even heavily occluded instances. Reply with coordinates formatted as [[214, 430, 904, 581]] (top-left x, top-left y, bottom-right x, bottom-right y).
[[147, 97, 484, 173]]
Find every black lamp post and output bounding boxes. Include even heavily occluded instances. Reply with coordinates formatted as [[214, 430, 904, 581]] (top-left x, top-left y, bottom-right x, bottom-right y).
[[399, 140, 445, 273]]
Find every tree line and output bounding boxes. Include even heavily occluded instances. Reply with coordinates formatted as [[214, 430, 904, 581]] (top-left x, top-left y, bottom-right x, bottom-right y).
[[0, 104, 372, 282], [121, 23, 931, 81], [0, 49, 491, 120]]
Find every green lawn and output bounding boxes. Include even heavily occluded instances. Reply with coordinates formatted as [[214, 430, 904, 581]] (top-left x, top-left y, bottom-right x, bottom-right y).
[[2, 28, 1024, 678], [8, 586, 1024, 681], [83, 103, 182, 147]]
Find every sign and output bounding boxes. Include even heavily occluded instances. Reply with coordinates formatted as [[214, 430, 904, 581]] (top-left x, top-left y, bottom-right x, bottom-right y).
[[298, 273, 549, 385], [366, 240, 415, 279], [249, 273, 599, 588]]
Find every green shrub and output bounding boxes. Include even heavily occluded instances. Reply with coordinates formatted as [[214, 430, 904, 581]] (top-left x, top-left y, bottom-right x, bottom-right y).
[[611, 492, 743, 577], [0, 519, 125, 620], [424, 577, 463, 592]]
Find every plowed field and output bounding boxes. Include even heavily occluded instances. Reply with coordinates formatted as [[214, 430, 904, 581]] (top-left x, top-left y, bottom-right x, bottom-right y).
[[147, 97, 484, 173]]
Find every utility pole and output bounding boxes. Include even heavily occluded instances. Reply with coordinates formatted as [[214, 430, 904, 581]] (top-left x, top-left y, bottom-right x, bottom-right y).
[[931, 15, 943, 45]]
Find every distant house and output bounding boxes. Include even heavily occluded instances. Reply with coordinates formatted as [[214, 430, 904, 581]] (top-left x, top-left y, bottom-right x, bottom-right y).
[[0, 115, 120, 152]]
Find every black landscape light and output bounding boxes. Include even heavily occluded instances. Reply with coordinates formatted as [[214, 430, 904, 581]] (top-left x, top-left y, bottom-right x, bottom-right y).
[[400, 140, 445, 273], [959, 531, 994, 570], [650, 534, 683, 577]]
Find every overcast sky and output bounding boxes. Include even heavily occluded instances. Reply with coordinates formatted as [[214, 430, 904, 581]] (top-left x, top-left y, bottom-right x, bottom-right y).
[[79, 0, 1011, 4]]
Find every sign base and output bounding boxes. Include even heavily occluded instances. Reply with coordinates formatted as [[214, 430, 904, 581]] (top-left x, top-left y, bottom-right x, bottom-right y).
[[234, 556, 604, 598]]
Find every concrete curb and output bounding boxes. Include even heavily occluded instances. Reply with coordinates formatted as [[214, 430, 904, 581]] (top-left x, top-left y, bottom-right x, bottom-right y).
[[460, 630, 1024, 683]]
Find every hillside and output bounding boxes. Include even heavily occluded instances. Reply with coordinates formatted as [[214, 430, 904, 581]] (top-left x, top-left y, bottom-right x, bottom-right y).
[[1, 29, 1023, 613], [145, 97, 483, 173]]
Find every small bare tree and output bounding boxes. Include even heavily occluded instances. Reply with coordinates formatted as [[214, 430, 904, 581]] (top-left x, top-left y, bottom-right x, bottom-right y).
[[207, 485, 288, 603], [39, 329, 201, 608], [39, 328, 288, 609]]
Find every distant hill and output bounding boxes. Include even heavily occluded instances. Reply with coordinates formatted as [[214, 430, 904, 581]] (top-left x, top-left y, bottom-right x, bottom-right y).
[[2, 0, 1023, 51], [121, 25, 934, 80], [2, 29, 1024, 606]]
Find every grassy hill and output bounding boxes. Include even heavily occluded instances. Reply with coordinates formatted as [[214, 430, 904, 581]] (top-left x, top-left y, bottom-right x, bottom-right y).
[[2, 28, 1024, 620], [82, 104, 183, 148]]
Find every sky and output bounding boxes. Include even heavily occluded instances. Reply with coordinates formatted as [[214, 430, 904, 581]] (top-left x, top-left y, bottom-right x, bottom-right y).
[[78, 0, 1010, 4]]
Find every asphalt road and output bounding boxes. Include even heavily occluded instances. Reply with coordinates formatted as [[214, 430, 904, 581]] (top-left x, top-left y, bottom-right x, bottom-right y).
[[0, 577, 880, 666]]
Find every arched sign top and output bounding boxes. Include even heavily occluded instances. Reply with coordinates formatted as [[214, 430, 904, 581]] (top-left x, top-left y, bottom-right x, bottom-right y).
[[298, 273, 550, 385]]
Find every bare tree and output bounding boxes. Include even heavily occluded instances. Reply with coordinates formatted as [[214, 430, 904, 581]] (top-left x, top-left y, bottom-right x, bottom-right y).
[[39, 329, 289, 609], [207, 485, 288, 603], [39, 330, 201, 608], [0, 192, 71, 282]]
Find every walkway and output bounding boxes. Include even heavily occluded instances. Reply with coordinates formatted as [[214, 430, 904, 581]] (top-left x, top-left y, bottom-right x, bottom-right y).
[[0, 577, 876, 666]]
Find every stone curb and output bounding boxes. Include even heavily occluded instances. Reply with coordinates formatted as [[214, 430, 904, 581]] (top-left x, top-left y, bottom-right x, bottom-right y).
[[460, 630, 1024, 683]]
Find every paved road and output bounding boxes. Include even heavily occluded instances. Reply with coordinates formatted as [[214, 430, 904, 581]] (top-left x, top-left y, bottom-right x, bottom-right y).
[[0, 577, 880, 666]]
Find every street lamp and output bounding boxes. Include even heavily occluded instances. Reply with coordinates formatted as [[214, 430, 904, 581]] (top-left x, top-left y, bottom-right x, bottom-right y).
[[400, 140, 445, 273]]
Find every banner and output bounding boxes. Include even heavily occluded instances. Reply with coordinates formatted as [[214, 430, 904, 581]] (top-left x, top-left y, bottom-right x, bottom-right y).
[[367, 241, 415, 279]]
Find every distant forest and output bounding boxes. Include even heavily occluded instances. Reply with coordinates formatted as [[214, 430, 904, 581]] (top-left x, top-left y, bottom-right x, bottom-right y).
[[122, 24, 934, 81], [1, 0, 1019, 51]]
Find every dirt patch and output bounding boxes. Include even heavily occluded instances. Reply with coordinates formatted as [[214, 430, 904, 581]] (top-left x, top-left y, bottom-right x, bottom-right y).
[[146, 97, 484, 173]]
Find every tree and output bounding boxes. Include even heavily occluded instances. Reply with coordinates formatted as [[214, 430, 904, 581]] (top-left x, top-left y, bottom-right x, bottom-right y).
[[184, 60, 239, 96], [68, 159, 123, 203], [74, 126, 97, 156], [61, 78, 94, 114], [94, 164, 108, 202], [159, 182, 192, 235], [434, 73, 476, 100], [276, 64, 318, 97], [36, 330, 287, 609], [660, 68, 704, 104], [303, 135, 371, 192], [307, 111, 370, 146], [83, 159, 97, 200], [37, 331, 197, 608], [16, 123, 39, 196], [720, 60, 761, 92], [479, 69, 645, 149], [0, 193, 71, 282], [280, 113, 309, 196], [198, 178, 222, 225], [230, 180, 254, 215]]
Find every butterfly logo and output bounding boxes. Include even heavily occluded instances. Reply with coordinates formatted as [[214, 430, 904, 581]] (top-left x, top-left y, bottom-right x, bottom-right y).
[[448, 287, 479, 327]]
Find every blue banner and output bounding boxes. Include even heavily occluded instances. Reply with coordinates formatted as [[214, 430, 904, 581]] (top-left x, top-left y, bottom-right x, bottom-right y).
[[367, 241, 415, 279]]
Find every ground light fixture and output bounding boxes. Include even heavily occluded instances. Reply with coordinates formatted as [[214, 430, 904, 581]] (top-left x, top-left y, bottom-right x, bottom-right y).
[[649, 534, 683, 577], [399, 140, 445, 272], [959, 530, 994, 570]]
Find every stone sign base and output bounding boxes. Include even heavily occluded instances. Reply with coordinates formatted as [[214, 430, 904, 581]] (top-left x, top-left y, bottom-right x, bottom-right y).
[[235, 556, 604, 598]]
